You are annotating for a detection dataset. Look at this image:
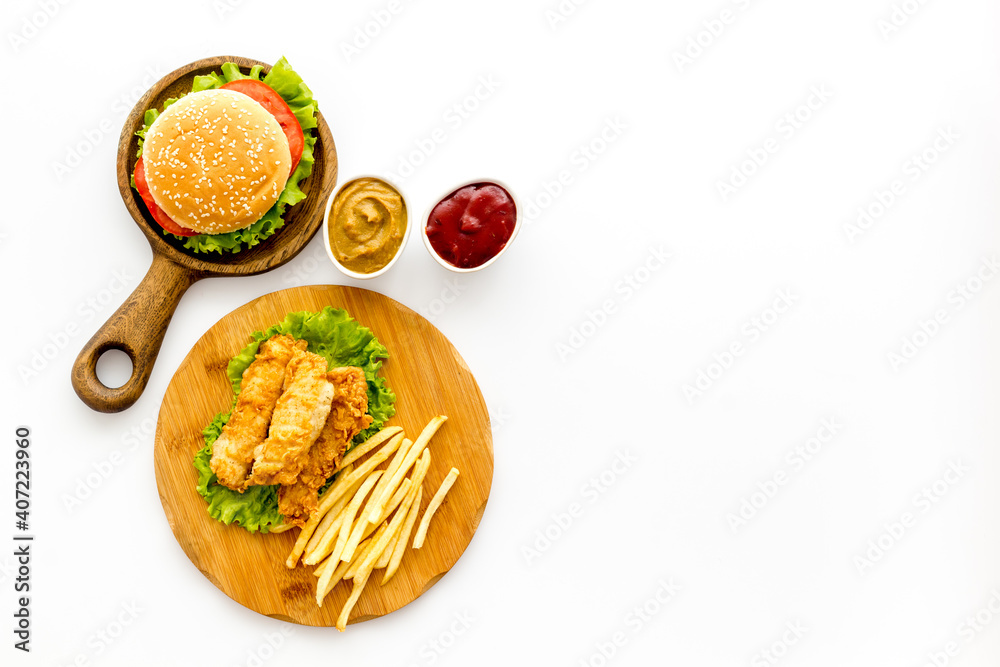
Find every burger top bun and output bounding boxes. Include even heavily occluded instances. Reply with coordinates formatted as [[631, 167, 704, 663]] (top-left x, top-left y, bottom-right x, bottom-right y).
[[142, 89, 292, 235]]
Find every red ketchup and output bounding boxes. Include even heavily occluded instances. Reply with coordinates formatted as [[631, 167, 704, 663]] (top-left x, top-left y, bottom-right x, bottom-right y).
[[425, 182, 516, 269]]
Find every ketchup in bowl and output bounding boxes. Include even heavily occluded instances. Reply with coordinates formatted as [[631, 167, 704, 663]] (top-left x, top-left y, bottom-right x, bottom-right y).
[[425, 182, 517, 270]]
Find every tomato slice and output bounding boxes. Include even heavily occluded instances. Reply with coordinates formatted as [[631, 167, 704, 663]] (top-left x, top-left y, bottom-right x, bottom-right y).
[[133, 157, 199, 237], [221, 79, 304, 173]]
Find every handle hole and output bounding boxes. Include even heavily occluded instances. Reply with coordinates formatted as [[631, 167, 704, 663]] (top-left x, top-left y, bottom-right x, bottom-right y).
[[96, 348, 134, 389]]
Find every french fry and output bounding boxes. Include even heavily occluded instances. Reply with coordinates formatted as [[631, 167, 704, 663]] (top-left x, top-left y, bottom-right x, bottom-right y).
[[344, 523, 388, 580], [363, 482, 419, 574], [339, 426, 403, 470], [333, 433, 403, 493], [318, 464, 354, 505], [340, 475, 409, 560], [314, 555, 332, 578], [367, 416, 446, 523], [382, 477, 413, 520], [413, 467, 460, 549], [375, 530, 399, 570], [303, 503, 352, 566], [377, 452, 430, 569], [333, 470, 384, 564], [316, 432, 402, 519], [350, 478, 412, 568], [342, 477, 413, 569], [408, 450, 432, 499], [376, 525, 400, 570], [382, 485, 422, 585], [268, 522, 294, 534], [363, 438, 412, 526], [336, 570, 371, 632], [285, 463, 354, 568], [316, 548, 358, 607], [305, 491, 351, 553], [287, 531, 313, 570], [302, 476, 363, 562]]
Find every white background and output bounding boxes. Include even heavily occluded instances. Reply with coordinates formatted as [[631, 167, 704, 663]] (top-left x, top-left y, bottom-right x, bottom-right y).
[[3, 0, 1000, 665]]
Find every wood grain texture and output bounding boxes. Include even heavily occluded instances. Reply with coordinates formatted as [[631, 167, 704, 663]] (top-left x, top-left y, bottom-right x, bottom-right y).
[[72, 56, 338, 413], [154, 286, 494, 627]]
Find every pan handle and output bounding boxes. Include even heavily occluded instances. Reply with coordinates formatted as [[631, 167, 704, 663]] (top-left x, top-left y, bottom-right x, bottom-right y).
[[72, 253, 202, 413]]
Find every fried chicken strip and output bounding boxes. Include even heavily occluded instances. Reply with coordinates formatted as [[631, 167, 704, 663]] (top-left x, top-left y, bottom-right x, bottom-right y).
[[278, 367, 373, 527], [247, 348, 335, 487], [209, 334, 304, 491]]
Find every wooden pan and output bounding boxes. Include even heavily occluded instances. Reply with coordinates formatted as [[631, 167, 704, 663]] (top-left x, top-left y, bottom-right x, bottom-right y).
[[71, 56, 338, 413], [154, 285, 493, 626]]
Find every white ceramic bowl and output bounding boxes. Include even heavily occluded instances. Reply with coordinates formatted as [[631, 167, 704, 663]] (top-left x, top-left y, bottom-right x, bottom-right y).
[[421, 178, 520, 273], [323, 175, 412, 280]]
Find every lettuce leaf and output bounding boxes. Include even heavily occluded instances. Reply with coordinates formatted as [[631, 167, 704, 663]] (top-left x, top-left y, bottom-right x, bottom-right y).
[[193, 307, 396, 533], [193, 412, 282, 533], [134, 57, 317, 254]]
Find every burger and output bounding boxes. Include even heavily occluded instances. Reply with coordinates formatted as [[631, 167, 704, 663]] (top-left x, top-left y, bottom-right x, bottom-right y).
[[132, 58, 317, 254]]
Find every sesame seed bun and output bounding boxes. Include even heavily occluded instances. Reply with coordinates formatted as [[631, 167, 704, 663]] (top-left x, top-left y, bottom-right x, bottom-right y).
[[142, 89, 292, 235]]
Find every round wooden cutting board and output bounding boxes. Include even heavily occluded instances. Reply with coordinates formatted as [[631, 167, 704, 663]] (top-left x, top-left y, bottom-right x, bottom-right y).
[[154, 285, 493, 627]]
